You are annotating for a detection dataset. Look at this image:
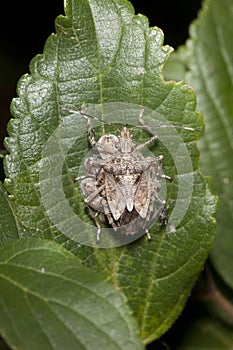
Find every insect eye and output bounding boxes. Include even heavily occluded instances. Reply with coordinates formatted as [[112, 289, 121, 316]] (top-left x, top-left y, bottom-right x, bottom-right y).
[[99, 134, 118, 145]]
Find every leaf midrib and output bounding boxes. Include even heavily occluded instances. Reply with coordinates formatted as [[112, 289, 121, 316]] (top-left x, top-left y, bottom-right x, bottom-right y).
[[0, 267, 130, 350]]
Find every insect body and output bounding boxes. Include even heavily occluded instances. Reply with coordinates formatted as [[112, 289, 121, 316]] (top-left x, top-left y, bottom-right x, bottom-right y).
[[74, 111, 171, 242]]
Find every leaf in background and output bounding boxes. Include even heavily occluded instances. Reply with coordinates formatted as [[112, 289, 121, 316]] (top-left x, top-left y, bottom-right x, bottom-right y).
[[0, 183, 19, 246], [176, 318, 233, 350], [185, 0, 233, 289], [0, 238, 143, 350], [3, 0, 217, 343], [163, 49, 188, 83]]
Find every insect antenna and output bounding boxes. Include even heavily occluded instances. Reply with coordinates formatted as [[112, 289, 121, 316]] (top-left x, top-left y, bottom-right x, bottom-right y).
[[137, 105, 201, 133], [135, 119, 201, 133], [63, 107, 121, 133], [130, 117, 201, 152]]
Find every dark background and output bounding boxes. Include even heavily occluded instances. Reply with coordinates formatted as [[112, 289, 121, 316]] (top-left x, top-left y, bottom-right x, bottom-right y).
[[0, 0, 202, 149]]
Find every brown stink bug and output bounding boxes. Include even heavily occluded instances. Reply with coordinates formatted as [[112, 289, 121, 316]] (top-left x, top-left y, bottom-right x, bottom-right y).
[[66, 106, 196, 242]]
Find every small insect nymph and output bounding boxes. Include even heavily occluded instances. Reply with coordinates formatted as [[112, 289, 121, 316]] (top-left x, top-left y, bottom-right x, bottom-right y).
[[70, 108, 175, 242]]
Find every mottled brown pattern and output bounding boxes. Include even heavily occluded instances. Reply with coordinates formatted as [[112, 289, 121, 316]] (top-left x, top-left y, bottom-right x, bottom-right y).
[[76, 123, 169, 242]]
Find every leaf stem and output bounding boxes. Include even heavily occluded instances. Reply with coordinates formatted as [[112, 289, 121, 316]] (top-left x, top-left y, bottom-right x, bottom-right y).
[[202, 267, 233, 322]]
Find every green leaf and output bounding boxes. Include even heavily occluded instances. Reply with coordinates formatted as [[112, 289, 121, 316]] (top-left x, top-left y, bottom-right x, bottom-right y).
[[176, 318, 233, 350], [0, 183, 19, 246], [163, 49, 188, 82], [0, 238, 143, 350], [184, 0, 233, 289], [3, 0, 216, 343]]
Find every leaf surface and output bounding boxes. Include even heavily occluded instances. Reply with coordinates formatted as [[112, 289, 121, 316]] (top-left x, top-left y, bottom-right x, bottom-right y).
[[185, 0, 233, 289], [0, 183, 19, 246], [0, 238, 143, 350], [3, 0, 217, 342]]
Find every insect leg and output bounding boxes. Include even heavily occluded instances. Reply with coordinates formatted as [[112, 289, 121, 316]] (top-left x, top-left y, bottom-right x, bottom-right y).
[[159, 174, 172, 181], [85, 204, 102, 242], [72, 174, 96, 183], [159, 207, 168, 226], [145, 229, 151, 240], [155, 157, 172, 181], [63, 108, 97, 146], [84, 114, 96, 147], [138, 104, 145, 119], [151, 156, 172, 181], [136, 133, 159, 150], [154, 191, 166, 205], [83, 184, 105, 204]]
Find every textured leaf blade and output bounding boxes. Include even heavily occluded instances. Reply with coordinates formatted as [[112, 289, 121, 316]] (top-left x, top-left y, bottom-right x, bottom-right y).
[[114, 176, 216, 342], [0, 238, 143, 350], [185, 0, 233, 288], [3, 0, 217, 343], [0, 183, 19, 246]]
